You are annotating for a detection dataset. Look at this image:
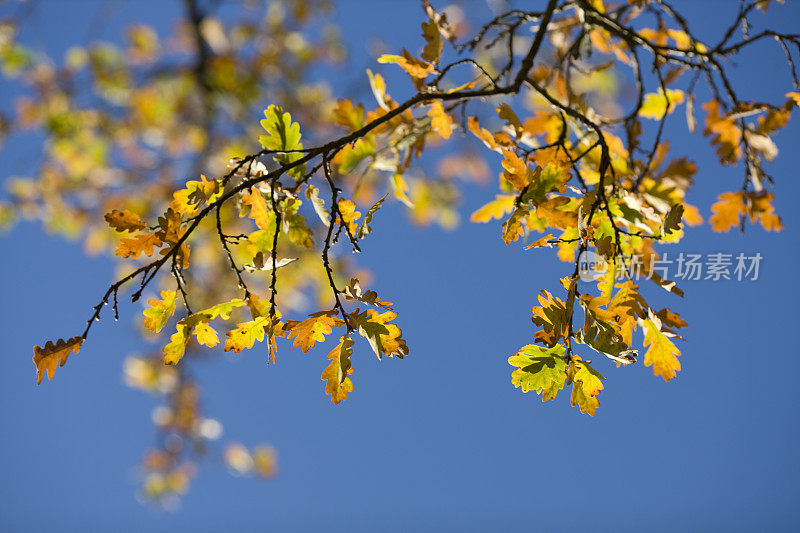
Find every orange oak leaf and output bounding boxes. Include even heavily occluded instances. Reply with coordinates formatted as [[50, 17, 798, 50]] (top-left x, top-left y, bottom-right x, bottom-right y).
[[104, 209, 146, 233], [284, 311, 344, 353], [33, 336, 83, 384], [116, 233, 163, 259]]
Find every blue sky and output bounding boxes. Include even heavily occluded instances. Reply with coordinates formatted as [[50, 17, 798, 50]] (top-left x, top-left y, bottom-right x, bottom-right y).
[[1, 1, 799, 531]]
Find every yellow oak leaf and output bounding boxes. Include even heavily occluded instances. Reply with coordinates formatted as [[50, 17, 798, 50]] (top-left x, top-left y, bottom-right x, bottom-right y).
[[241, 189, 272, 230], [470, 194, 515, 223], [142, 290, 177, 333], [193, 322, 219, 347], [104, 209, 146, 233], [531, 290, 570, 347], [33, 336, 83, 384], [337, 199, 361, 236], [284, 311, 343, 353], [178, 299, 246, 348], [348, 308, 409, 359], [467, 116, 500, 151], [331, 99, 365, 131], [321, 335, 355, 404], [642, 317, 681, 381], [567, 356, 605, 416], [709, 191, 745, 232], [427, 101, 452, 139], [335, 136, 375, 174], [502, 207, 527, 244], [500, 148, 532, 191], [163, 324, 190, 365], [378, 49, 434, 80], [703, 99, 742, 164], [169, 175, 221, 215], [508, 344, 567, 401], [116, 232, 163, 259], [748, 191, 783, 231], [639, 88, 685, 119], [224, 317, 271, 354]]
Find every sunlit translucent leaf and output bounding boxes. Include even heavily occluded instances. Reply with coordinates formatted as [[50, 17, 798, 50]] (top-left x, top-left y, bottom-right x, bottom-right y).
[[162, 324, 190, 365], [143, 290, 177, 333], [639, 89, 685, 119], [223, 317, 271, 354], [259, 104, 305, 178], [321, 335, 354, 404], [284, 311, 344, 353], [33, 337, 83, 384], [116, 232, 163, 259], [508, 344, 567, 401], [642, 316, 681, 381], [567, 356, 605, 416]]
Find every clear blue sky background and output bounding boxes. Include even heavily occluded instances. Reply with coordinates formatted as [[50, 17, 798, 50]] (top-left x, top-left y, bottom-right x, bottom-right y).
[[1, 1, 799, 531]]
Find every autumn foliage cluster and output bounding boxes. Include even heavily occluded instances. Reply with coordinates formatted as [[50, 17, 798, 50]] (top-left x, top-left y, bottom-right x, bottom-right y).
[[2, 0, 797, 503]]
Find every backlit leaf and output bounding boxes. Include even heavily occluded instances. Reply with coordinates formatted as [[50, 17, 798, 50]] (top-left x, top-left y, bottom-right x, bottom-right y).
[[33, 336, 83, 384], [284, 311, 344, 353], [143, 290, 177, 333], [508, 344, 567, 401], [642, 316, 681, 381], [567, 356, 605, 416], [321, 335, 354, 404], [116, 232, 163, 259]]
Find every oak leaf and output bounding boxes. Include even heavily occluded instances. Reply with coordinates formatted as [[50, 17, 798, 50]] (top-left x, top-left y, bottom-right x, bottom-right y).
[[642, 316, 681, 381], [259, 105, 304, 177], [508, 344, 567, 401], [33, 336, 83, 384], [321, 335, 355, 404], [163, 324, 190, 365], [241, 189, 273, 230], [142, 290, 177, 333], [639, 88, 685, 119], [567, 356, 605, 416], [427, 101, 452, 139], [378, 49, 435, 80], [284, 311, 344, 353], [224, 317, 271, 354], [420, 17, 442, 63], [531, 291, 570, 347], [116, 232, 163, 259], [104, 209, 146, 232], [331, 99, 365, 131], [470, 194, 515, 223], [349, 309, 409, 359], [709, 191, 744, 232]]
